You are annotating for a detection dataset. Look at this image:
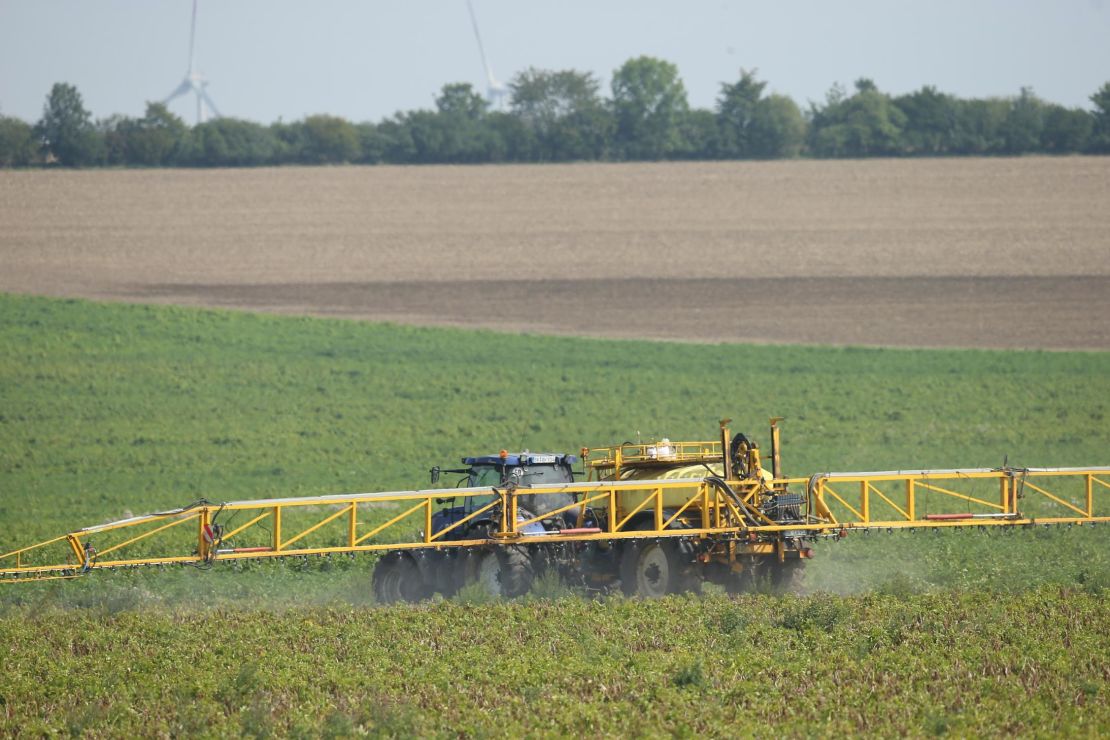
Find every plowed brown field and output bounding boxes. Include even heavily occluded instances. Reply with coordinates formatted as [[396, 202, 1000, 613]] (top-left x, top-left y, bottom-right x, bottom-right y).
[[2, 157, 1108, 348]]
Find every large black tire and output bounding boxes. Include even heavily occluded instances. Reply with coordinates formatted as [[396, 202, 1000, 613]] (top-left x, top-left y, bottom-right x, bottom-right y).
[[372, 553, 432, 604], [469, 546, 534, 598], [619, 538, 697, 598]]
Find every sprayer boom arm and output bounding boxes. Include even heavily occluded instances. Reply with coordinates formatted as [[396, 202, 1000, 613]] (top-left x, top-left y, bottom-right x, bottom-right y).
[[2, 466, 1108, 583]]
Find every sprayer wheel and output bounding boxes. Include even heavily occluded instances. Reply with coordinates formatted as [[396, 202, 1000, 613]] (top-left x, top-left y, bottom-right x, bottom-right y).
[[619, 538, 697, 598]]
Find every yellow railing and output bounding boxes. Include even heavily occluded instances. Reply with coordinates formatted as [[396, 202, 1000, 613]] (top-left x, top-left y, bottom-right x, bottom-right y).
[[808, 467, 1110, 528], [2, 467, 1107, 582], [586, 439, 722, 474]]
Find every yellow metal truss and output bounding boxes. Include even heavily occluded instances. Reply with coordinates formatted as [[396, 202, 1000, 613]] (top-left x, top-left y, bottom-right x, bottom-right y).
[[2, 467, 1108, 582]]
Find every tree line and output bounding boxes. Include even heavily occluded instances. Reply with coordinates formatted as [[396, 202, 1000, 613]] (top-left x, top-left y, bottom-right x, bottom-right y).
[[3, 56, 1109, 168]]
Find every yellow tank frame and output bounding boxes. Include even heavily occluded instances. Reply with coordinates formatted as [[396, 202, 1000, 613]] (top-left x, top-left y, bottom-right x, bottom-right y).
[[2, 466, 1108, 583], [585, 419, 778, 484], [584, 439, 724, 480]]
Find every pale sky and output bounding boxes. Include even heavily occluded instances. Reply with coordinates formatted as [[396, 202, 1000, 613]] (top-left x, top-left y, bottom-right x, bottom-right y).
[[1, 0, 1108, 126]]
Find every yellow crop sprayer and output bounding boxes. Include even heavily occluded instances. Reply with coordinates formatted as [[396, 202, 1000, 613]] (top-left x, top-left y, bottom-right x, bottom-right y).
[[2, 419, 1107, 599]]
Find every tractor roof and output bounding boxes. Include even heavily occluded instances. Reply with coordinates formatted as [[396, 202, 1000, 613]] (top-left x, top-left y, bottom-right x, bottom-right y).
[[462, 453, 578, 467]]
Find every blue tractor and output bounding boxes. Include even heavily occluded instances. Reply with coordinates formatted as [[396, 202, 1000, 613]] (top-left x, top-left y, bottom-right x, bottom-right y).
[[372, 451, 581, 603]]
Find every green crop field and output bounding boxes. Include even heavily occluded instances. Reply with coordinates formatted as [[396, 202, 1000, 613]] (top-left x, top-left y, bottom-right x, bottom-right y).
[[3, 591, 1107, 737], [1, 293, 1109, 736]]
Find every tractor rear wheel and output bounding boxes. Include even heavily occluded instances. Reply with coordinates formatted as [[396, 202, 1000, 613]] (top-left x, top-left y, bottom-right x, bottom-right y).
[[619, 538, 696, 598], [470, 546, 534, 598], [372, 553, 432, 604]]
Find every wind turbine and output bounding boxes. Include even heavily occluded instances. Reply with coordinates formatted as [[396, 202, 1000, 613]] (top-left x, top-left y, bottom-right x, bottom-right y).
[[465, 0, 508, 109], [163, 0, 221, 124]]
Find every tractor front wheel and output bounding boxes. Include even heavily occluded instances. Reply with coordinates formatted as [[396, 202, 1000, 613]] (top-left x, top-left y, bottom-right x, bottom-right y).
[[470, 546, 534, 598], [373, 553, 432, 604]]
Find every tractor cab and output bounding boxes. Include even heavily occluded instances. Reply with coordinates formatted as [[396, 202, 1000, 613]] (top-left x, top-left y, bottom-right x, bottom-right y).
[[429, 452, 580, 540], [431, 451, 578, 489]]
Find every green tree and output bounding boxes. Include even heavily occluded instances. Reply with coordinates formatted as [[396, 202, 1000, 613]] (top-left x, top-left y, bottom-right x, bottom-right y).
[[396, 108, 455, 163], [1088, 82, 1110, 153], [611, 56, 689, 159], [809, 79, 906, 157], [716, 69, 767, 157], [98, 114, 134, 165], [354, 122, 385, 164], [0, 116, 37, 166], [550, 103, 613, 161], [376, 116, 418, 163], [716, 70, 805, 158], [436, 83, 488, 120], [1040, 104, 1092, 153], [748, 94, 806, 157], [510, 68, 612, 161], [300, 115, 359, 164], [1000, 87, 1045, 154], [483, 110, 537, 162], [35, 82, 102, 166], [126, 103, 187, 166], [0, 116, 37, 167], [422, 83, 494, 163], [268, 120, 302, 164], [950, 97, 1009, 154], [181, 118, 277, 166], [674, 108, 719, 159], [894, 86, 958, 154]]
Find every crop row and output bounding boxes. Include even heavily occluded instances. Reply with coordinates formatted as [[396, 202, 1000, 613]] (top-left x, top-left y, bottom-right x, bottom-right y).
[[1, 587, 1106, 736]]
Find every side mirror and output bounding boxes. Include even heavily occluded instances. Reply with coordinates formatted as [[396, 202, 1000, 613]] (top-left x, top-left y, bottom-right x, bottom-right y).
[[430, 466, 441, 485]]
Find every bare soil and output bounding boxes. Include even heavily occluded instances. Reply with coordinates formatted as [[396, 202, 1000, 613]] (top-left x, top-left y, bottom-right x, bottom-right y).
[[2, 158, 1108, 349]]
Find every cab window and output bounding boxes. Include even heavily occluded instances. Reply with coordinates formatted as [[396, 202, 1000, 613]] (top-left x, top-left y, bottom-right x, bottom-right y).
[[469, 465, 502, 488], [519, 465, 573, 486]]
